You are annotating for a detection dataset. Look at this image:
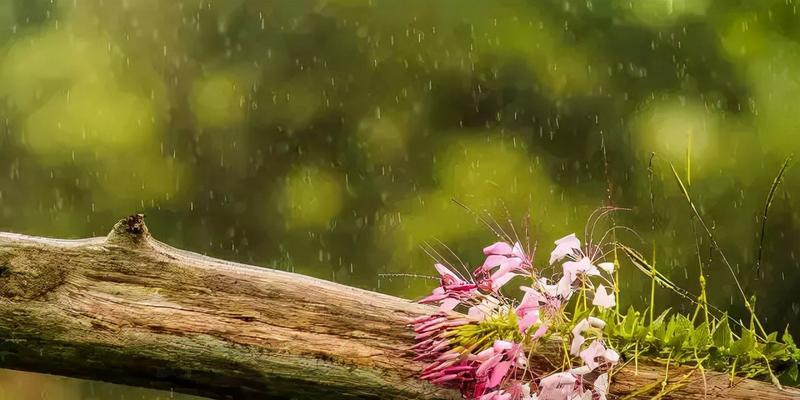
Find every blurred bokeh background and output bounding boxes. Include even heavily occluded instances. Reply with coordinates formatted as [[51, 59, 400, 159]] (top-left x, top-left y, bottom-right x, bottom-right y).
[[0, 0, 799, 398]]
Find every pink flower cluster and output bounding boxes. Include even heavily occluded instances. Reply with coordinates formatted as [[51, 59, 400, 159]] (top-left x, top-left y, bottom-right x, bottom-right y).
[[411, 313, 529, 399], [411, 233, 620, 400]]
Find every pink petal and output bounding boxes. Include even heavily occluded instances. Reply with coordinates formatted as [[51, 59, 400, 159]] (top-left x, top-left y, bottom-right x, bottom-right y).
[[482, 254, 508, 269], [493, 340, 514, 352], [419, 290, 447, 304], [479, 392, 498, 400], [520, 286, 546, 303], [562, 261, 580, 282], [430, 373, 460, 384], [532, 321, 550, 339], [487, 361, 511, 388], [492, 257, 522, 278], [434, 263, 459, 280], [569, 365, 593, 376], [563, 257, 595, 281], [491, 273, 517, 291], [439, 297, 460, 311], [518, 310, 539, 332], [511, 241, 526, 259], [540, 372, 576, 387], [476, 347, 496, 361], [476, 353, 503, 376], [483, 242, 514, 256], [468, 305, 486, 320]]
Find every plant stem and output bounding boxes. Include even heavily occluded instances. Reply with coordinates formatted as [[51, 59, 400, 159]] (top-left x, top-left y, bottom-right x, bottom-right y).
[[650, 243, 657, 325]]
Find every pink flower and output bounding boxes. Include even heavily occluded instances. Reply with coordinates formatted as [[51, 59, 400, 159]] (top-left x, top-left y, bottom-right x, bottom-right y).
[[483, 242, 516, 256], [516, 284, 564, 334], [411, 313, 472, 366], [479, 241, 530, 292], [516, 287, 543, 331], [420, 263, 478, 311], [472, 340, 525, 394], [434, 263, 477, 292], [414, 235, 622, 400], [592, 284, 615, 309], [413, 313, 482, 394], [517, 308, 540, 333], [549, 234, 581, 265]]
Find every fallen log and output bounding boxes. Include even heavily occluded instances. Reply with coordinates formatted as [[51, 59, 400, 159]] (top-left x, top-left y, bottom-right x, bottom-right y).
[[0, 215, 796, 399]]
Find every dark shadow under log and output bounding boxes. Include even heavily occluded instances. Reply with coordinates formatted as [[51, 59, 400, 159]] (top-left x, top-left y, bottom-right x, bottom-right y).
[[0, 215, 796, 399]]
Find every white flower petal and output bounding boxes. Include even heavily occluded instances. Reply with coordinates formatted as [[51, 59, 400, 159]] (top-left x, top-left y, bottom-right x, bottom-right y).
[[592, 284, 616, 309], [549, 233, 581, 264], [598, 262, 615, 274]]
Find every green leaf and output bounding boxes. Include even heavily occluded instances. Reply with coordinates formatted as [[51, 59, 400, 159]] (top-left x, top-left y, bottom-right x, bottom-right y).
[[730, 329, 756, 356], [621, 307, 638, 336], [783, 328, 797, 348], [788, 362, 799, 382], [666, 314, 693, 348], [690, 321, 711, 348], [713, 317, 732, 349]]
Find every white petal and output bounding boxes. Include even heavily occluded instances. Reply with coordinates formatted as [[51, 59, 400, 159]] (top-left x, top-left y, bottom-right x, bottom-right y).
[[549, 233, 581, 264], [604, 348, 620, 364], [556, 275, 573, 298], [594, 373, 610, 400], [598, 262, 615, 274], [587, 316, 607, 329], [570, 333, 585, 356], [592, 284, 616, 309]]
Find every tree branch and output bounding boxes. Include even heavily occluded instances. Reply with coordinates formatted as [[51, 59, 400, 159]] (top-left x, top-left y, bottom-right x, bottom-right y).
[[0, 215, 796, 399]]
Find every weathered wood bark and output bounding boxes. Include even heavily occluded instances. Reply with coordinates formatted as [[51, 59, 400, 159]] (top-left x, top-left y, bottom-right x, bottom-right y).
[[0, 215, 797, 399]]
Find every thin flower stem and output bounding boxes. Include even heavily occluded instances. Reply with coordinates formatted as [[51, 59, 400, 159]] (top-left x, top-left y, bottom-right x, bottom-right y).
[[613, 244, 621, 324], [649, 243, 657, 325]]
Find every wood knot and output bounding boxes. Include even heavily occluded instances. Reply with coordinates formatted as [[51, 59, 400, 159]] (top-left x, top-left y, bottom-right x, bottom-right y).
[[106, 214, 151, 247], [123, 214, 148, 235]]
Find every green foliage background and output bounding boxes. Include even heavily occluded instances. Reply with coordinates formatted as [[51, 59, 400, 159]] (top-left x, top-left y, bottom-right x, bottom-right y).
[[0, 0, 799, 398]]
